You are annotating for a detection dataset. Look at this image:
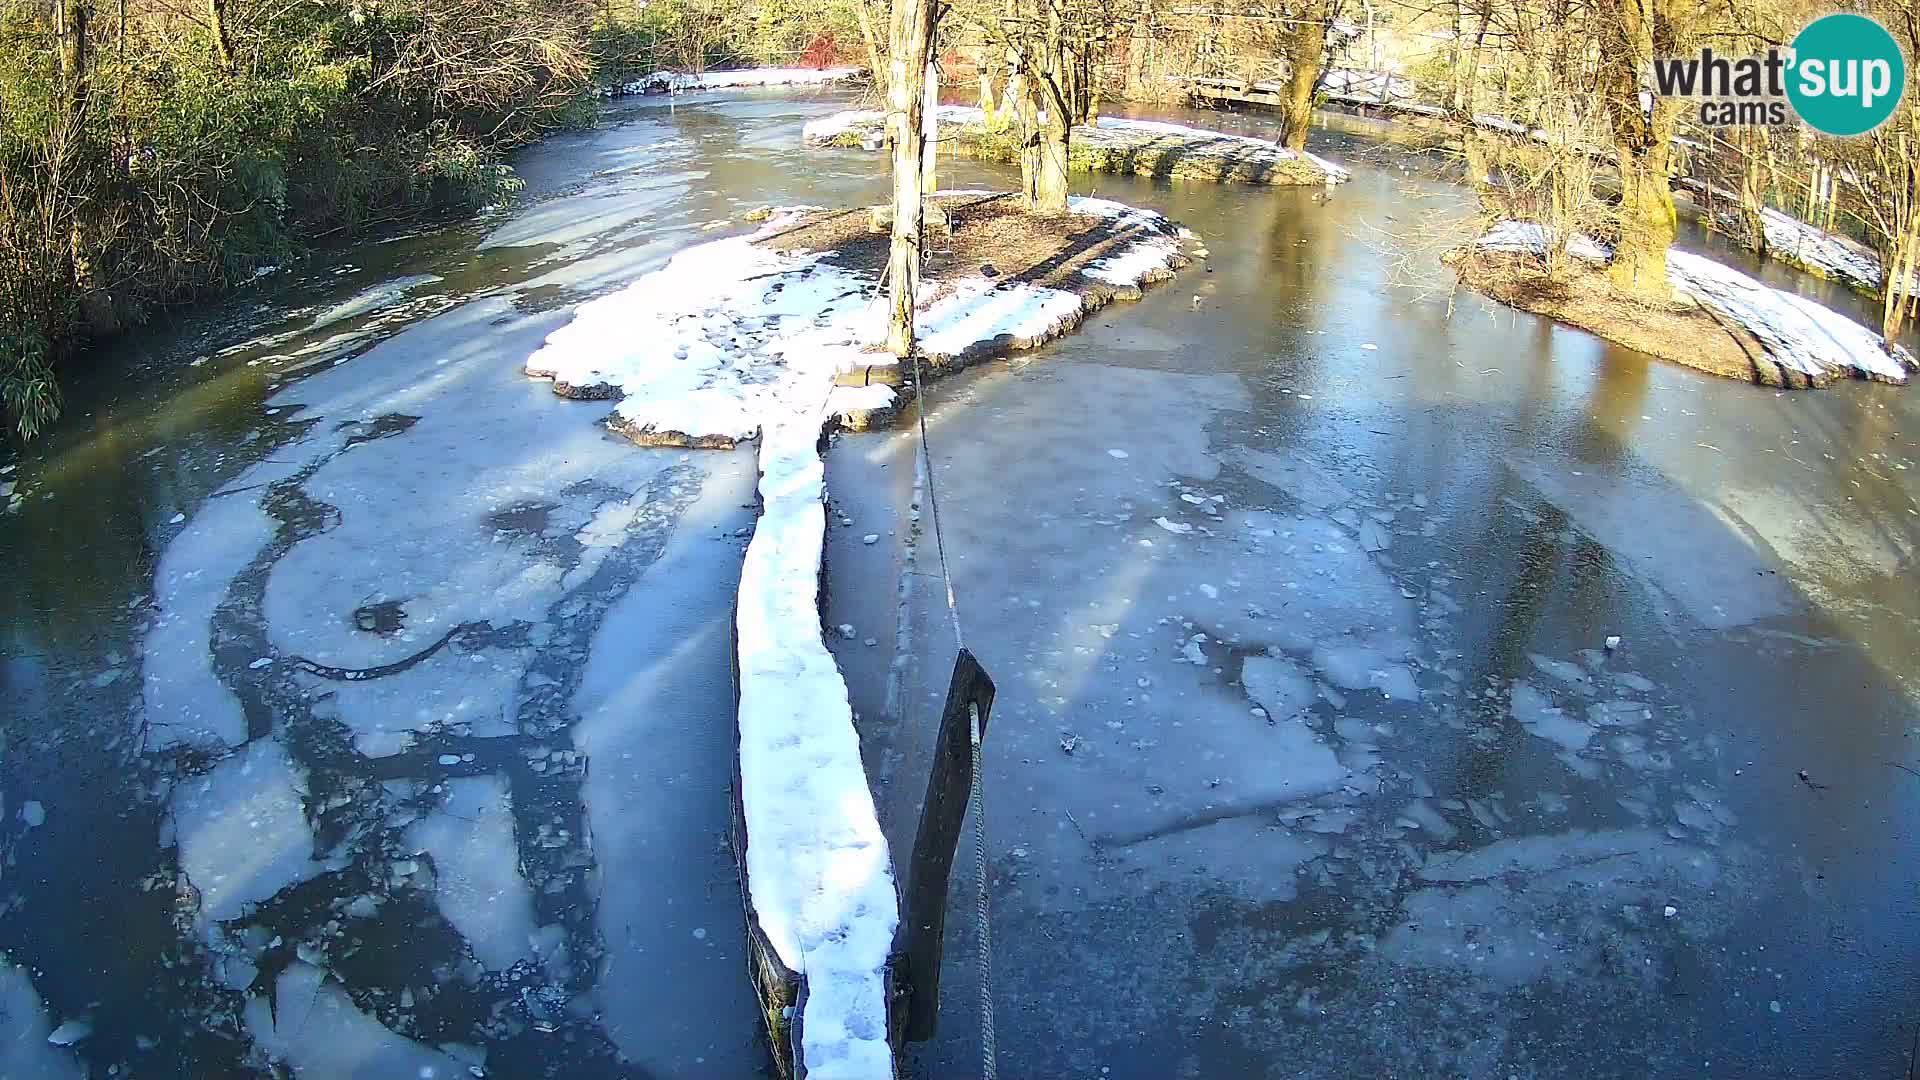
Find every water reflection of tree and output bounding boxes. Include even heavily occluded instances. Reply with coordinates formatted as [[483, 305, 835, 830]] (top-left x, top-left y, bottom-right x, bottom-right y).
[[1437, 339, 1626, 798]]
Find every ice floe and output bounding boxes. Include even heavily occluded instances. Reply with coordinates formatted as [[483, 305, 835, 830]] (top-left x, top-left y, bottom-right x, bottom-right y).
[[405, 776, 539, 971]]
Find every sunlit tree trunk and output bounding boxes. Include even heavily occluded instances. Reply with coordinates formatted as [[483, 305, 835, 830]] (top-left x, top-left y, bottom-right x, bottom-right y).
[[976, 44, 1000, 120], [1124, 0, 1152, 100], [922, 58, 939, 195], [1013, 70, 1042, 203], [1736, 127, 1770, 257], [208, 0, 234, 69], [1597, 0, 1690, 301], [884, 0, 937, 356], [1279, 0, 1333, 151], [856, 0, 889, 96], [1035, 86, 1070, 210], [1886, 210, 1917, 342]]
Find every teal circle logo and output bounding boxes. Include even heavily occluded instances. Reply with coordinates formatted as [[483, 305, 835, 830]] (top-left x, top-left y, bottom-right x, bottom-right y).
[[1786, 13, 1907, 136]]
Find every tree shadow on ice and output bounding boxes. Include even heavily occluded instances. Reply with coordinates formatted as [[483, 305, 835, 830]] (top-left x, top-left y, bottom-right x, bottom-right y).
[[866, 336, 1920, 1078]]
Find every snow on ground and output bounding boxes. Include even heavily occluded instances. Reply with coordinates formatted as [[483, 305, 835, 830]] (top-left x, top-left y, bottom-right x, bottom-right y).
[[526, 214, 878, 444], [1752, 207, 1899, 292], [736, 413, 897, 1079], [1665, 249, 1912, 381], [405, 776, 539, 971], [1089, 114, 1352, 184], [245, 962, 467, 1080], [1477, 220, 1917, 383], [1678, 181, 1916, 295], [803, 106, 1351, 185], [0, 959, 83, 1080], [617, 67, 860, 96], [527, 195, 1189, 1075]]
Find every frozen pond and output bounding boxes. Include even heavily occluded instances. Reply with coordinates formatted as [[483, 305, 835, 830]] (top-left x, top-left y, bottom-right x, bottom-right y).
[[0, 88, 1916, 1079], [852, 109, 1920, 1079]]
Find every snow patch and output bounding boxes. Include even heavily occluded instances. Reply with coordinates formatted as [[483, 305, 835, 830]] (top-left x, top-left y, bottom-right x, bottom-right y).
[[806, 107, 1350, 184], [735, 417, 896, 1079], [622, 67, 860, 96], [1476, 220, 1915, 383]]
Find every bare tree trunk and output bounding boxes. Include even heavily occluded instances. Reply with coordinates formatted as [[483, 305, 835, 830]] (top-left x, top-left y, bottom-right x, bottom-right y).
[[1036, 88, 1070, 211], [1026, 2, 1070, 213], [1014, 71, 1041, 203], [1124, 0, 1152, 100], [977, 44, 1000, 120], [856, 0, 889, 96], [1734, 128, 1769, 257], [1451, 0, 1490, 116], [207, 0, 234, 69], [1279, 0, 1333, 151], [884, 0, 937, 356], [921, 59, 939, 196], [53, 0, 102, 328], [1886, 214, 1916, 342], [1598, 0, 1687, 301]]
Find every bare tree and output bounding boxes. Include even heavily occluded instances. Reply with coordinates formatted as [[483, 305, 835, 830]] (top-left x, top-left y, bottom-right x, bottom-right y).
[[883, 0, 939, 354], [1593, 0, 1700, 299], [1277, 0, 1337, 150]]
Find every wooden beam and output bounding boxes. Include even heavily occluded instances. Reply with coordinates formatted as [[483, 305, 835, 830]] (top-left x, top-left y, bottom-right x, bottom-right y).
[[895, 648, 996, 1042]]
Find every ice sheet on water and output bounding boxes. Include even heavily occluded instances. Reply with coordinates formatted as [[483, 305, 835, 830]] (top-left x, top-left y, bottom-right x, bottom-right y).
[[569, 453, 760, 1067], [1509, 459, 1794, 630], [1508, 680, 1593, 751], [171, 736, 317, 924], [1311, 639, 1419, 702], [405, 775, 539, 971], [245, 961, 464, 1080], [255, 297, 683, 757], [308, 274, 443, 334], [0, 960, 82, 1080], [524, 196, 1193, 1078], [1233, 448, 1355, 511], [142, 496, 277, 750], [1382, 830, 1721, 985], [1242, 653, 1315, 719]]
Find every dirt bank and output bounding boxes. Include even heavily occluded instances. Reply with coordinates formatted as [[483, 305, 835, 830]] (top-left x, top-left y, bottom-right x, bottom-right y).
[[1454, 249, 1827, 388]]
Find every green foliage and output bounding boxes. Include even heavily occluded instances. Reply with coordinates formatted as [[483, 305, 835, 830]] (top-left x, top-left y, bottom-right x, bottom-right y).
[[0, 0, 597, 439]]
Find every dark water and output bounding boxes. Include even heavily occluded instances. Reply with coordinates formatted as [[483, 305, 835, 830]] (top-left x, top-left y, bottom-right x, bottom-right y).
[[0, 89, 1914, 1078]]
